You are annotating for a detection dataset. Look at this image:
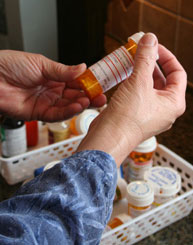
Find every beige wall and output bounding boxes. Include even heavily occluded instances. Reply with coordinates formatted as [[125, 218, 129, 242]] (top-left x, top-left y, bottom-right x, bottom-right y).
[[106, 0, 193, 83]]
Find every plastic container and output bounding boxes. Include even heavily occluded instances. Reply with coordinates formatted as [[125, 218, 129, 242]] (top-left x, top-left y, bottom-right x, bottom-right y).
[[70, 109, 99, 135], [77, 32, 144, 99], [101, 145, 193, 244], [127, 136, 157, 181], [0, 130, 84, 185], [25, 121, 39, 147], [114, 178, 127, 202], [104, 213, 132, 234], [126, 181, 154, 218], [1, 117, 27, 157], [0, 134, 192, 244], [47, 121, 71, 144], [144, 166, 181, 206]]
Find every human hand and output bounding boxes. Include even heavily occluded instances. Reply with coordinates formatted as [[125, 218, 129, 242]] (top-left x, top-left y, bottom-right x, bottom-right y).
[[78, 33, 187, 165], [0, 50, 106, 121]]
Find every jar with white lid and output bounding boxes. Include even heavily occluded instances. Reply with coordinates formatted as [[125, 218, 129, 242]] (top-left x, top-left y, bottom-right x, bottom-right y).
[[126, 181, 154, 217], [127, 136, 157, 182], [70, 109, 99, 135], [144, 166, 181, 206], [47, 121, 70, 144], [114, 178, 127, 202]]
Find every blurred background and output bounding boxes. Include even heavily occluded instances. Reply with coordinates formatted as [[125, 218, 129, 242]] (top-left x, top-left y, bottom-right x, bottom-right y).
[[0, 0, 192, 85]]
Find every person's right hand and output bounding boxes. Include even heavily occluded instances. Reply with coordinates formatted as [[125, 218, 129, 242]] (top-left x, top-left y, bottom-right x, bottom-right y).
[[78, 33, 187, 166]]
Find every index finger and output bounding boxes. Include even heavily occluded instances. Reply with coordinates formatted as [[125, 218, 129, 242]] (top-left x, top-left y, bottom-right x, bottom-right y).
[[158, 44, 187, 93]]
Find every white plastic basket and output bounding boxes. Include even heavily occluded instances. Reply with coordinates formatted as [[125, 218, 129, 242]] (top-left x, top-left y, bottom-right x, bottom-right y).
[[1, 133, 193, 244], [100, 144, 193, 245], [0, 127, 85, 185]]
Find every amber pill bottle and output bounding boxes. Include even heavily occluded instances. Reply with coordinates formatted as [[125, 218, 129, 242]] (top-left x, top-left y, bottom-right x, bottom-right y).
[[76, 32, 144, 99]]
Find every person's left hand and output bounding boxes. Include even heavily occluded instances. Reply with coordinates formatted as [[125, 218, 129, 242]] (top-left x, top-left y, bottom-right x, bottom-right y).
[[0, 50, 106, 121]]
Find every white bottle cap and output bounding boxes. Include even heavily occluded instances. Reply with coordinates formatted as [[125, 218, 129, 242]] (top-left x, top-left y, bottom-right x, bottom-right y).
[[144, 167, 181, 197], [128, 32, 159, 60], [128, 32, 145, 44], [134, 136, 157, 153], [75, 109, 99, 134], [126, 181, 154, 207], [117, 177, 128, 199], [44, 160, 60, 171]]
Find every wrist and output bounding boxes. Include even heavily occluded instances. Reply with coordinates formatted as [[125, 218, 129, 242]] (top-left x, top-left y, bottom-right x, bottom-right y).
[[77, 110, 142, 167]]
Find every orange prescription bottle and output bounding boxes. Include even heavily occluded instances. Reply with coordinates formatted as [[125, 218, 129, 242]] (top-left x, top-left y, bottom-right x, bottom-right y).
[[76, 32, 145, 99], [127, 136, 157, 182], [126, 181, 154, 218], [70, 109, 99, 135], [104, 213, 132, 233], [144, 166, 181, 206]]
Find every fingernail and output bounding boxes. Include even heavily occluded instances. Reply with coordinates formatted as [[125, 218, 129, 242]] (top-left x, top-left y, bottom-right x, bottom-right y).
[[140, 33, 157, 47]]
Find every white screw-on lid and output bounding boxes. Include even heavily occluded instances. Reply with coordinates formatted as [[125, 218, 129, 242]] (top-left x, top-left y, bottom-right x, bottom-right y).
[[128, 32, 145, 44], [144, 166, 181, 197], [134, 136, 157, 153], [126, 181, 154, 207], [75, 109, 99, 134], [44, 160, 60, 171], [128, 32, 159, 60]]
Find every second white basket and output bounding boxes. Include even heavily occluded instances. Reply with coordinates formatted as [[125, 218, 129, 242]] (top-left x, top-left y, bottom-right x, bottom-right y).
[[100, 144, 193, 244]]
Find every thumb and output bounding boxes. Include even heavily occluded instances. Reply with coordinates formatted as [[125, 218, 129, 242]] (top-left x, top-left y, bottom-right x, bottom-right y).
[[133, 33, 158, 80], [42, 57, 87, 82]]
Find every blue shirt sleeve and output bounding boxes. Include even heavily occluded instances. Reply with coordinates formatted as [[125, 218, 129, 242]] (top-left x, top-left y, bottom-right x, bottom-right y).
[[0, 150, 117, 245]]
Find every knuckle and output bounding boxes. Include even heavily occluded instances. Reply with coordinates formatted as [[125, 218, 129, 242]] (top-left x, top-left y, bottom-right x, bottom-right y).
[[55, 63, 64, 74], [35, 53, 45, 61], [136, 53, 155, 67]]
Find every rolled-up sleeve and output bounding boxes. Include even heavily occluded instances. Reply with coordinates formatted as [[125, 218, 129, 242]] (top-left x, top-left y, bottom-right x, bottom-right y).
[[0, 150, 117, 245]]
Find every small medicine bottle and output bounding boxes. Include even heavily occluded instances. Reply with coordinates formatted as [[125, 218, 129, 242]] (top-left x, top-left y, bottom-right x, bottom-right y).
[[127, 136, 157, 182], [70, 109, 99, 135], [104, 213, 132, 233], [1, 117, 27, 157], [76, 32, 144, 99], [126, 181, 154, 218], [25, 121, 39, 147], [47, 121, 70, 144], [114, 177, 127, 202], [144, 166, 181, 206]]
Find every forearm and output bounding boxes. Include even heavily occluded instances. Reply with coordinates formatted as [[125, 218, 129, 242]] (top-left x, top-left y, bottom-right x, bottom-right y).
[[77, 109, 142, 167]]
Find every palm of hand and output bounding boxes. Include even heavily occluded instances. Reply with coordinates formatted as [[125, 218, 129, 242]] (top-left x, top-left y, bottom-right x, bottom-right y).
[[0, 50, 105, 121]]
